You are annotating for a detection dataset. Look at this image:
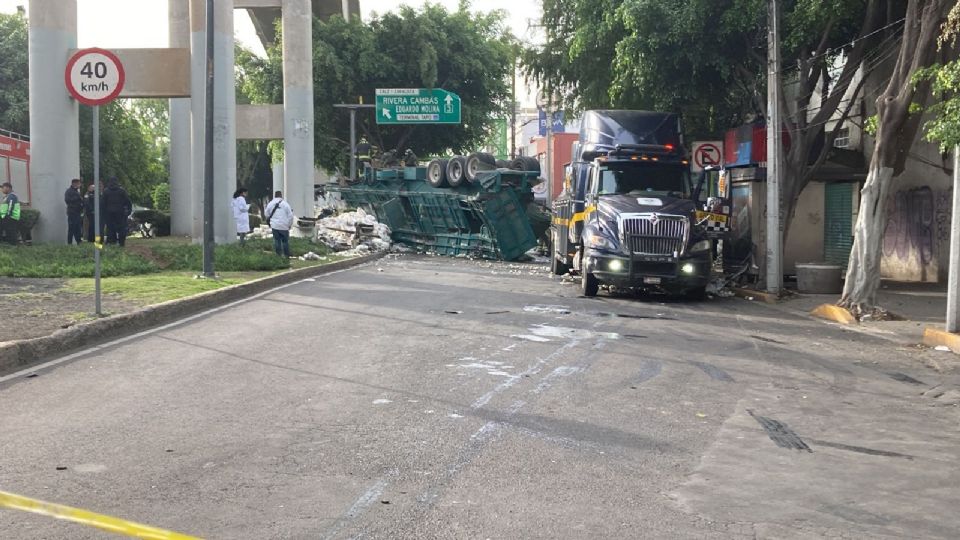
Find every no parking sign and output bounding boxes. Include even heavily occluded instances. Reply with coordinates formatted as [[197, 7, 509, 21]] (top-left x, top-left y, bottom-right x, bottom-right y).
[[691, 141, 723, 172]]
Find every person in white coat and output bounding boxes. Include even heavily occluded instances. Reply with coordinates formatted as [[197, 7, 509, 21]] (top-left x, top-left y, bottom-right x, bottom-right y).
[[264, 190, 295, 257], [232, 188, 251, 245]]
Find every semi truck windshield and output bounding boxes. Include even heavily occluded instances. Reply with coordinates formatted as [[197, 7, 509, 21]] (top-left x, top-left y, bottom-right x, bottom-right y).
[[598, 162, 689, 198]]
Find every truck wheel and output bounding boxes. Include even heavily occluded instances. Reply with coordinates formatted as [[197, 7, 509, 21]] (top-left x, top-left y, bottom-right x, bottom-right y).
[[511, 156, 541, 174], [465, 152, 495, 182], [551, 254, 569, 276], [495, 159, 511, 169], [582, 271, 599, 297], [446, 156, 467, 187], [426, 158, 449, 187], [684, 286, 707, 301]]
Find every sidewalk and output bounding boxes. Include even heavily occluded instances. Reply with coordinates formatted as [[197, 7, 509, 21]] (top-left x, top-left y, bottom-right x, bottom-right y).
[[771, 280, 950, 347]]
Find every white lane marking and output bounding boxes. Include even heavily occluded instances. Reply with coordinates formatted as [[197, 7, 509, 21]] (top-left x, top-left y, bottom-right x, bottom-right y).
[[471, 340, 580, 410], [0, 265, 368, 384], [322, 472, 396, 540], [534, 366, 585, 394], [372, 399, 392, 405], [511, 334, 551, 342], [523, 305, 572, 314]]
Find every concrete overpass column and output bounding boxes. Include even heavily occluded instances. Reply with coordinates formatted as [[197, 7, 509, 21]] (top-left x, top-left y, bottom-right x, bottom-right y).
[[213, 0, 237, 243], [189, 0, 205, 240], [169, 0, 192, 236], [28, 0, 79, 243], [272, 159, 284, 196], [282, 0, 315, 220], [190, 0, 236, 243]]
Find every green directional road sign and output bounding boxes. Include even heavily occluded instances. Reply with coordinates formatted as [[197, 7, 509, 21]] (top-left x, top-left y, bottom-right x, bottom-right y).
[[375, 88, 461, 125]]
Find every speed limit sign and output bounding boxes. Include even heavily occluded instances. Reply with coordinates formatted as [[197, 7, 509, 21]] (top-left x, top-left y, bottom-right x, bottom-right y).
[[64, 48, 125, 106]]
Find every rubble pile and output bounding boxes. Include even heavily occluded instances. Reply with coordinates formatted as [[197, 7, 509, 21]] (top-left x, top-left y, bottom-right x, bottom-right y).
[[316, 208, 392, 253]]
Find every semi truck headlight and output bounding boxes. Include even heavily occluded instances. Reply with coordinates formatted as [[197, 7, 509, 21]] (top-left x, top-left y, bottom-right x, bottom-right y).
[[585, 232, 618, 251], [690, 240, 712, 253], [608, 259, 624, 272], [681, 263, 696, 274]]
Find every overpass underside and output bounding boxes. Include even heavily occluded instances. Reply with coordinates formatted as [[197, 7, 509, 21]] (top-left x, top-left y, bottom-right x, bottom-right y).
[[245, 0, 360, 48]]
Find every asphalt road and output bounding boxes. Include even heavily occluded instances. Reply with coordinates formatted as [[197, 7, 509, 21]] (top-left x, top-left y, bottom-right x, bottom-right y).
[[1, 255, 958, 539]]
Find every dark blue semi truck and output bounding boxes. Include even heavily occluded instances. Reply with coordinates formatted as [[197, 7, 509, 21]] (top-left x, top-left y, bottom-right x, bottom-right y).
[[550, 110, 731, 299]]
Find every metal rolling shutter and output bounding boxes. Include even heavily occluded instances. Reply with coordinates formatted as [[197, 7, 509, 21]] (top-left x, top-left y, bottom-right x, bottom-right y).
[[824, 182, 854, 266]]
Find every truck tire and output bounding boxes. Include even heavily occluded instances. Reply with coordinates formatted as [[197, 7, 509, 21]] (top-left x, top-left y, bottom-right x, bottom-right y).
[[684, 286, 707, 301], [551, 254, 569, 276], [495, 159, 511, 169], [582, 270, 599, 297], [511, 156, 541, 174], [426, 158, 449, 187], [446, 156, 467, 187], [465, 152, 496, 182]]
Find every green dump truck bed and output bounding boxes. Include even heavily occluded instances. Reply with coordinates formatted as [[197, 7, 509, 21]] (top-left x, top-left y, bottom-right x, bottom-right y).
[[329, 166, 542, 261]]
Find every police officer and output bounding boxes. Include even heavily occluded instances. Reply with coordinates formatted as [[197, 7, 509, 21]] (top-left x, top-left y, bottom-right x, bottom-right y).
[[0, 182, 20, 245], [101, 177, 132, 247], [64, 178, 84, 244]]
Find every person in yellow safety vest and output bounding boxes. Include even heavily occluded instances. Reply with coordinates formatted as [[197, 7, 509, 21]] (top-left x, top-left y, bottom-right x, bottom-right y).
[[355, 138, 372, 180], [0, 182, 21, 245]]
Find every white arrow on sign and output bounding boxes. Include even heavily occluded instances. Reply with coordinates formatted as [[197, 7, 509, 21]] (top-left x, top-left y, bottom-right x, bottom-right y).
[[382, 108, 392, 120], [444, 94, 453, 113]]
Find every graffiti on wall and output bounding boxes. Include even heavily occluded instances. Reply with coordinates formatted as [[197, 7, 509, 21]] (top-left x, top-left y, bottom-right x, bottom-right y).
[[882, 186, 952, 267]]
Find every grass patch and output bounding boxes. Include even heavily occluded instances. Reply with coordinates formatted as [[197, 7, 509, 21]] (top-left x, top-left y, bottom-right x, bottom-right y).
[[1, 237, 333, 278], [66, 272, 263, 305]]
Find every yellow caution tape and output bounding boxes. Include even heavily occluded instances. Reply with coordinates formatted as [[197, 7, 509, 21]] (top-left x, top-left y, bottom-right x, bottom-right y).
[[553, 205, 596, 227], [94, 235, 104, 250], [0, 489, 201, 540]]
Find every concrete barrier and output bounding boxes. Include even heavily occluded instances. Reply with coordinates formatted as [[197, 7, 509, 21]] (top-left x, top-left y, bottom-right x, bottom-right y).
[[0, 252, 385, 375]]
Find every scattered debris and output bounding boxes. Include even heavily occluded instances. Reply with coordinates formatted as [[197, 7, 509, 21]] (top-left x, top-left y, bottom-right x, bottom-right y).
[[298, 251, 325, 261], [316, 208, 392, 253], [935, 345, 951, 352]]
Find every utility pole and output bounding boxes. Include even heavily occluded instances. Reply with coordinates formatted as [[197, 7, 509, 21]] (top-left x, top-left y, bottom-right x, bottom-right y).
[[510, 57, 517, 159], [947, 146, 960, 332], [334, 103, 376, 181], [765, 0, 782, 295], [545, 101, 553, 207], [202, 0, 215, 278]]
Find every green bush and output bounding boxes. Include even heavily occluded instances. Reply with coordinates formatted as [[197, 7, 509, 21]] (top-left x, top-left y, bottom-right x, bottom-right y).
[[17, 208, 40, 243], [151, 183, 171, 212], [132, 209, 171, 237], [0, 243, 157, 278]]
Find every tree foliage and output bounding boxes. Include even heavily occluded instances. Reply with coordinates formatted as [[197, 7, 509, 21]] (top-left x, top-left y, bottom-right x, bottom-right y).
[[78, 101, 167, 206], [0, 11, 166, 205], [919, 2, 960, 151], [245, 4, 514, 173], [0, 11, 29, 135]]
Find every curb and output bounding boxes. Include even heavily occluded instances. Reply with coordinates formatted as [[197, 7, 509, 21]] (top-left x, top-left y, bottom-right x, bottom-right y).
[[810, 303, 857, 325], [0, 252, 386, 376], [922, 327, 960, 354]]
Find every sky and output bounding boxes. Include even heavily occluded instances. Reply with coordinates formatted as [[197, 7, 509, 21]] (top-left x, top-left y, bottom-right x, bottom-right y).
[[0, 0, 542, 106], [0, 1, 542, 51]]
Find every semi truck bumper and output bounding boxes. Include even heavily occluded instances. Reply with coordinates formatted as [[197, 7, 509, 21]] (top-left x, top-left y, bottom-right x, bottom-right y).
[[584, 249, 711, 289]]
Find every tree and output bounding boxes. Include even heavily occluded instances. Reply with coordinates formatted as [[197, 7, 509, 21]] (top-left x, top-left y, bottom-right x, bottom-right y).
[[0, 11, 29, 135], [523, 0, 895, 255], [235, 44, 278, 215], [918, 3, 960, 151], [78, 101, 167, 206], [0, 11, 167, 205], [840, 0, 955, 314], [246, 4, 514, 173]]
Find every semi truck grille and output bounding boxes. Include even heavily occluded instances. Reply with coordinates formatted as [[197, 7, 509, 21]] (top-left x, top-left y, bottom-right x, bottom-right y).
[[620, 214, 688, 256]]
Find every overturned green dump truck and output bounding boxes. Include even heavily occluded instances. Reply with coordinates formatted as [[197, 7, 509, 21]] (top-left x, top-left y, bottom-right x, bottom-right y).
[[329, 158, 548, 261]]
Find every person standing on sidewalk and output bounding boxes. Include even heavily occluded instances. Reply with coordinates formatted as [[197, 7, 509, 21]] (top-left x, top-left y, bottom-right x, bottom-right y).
[[0, 182, 21, 245], [64, 178, 84, 244], [83, 183, 98, 242], [101, 177, 132, 247], [232, 188, 251, 246], [264, 190, 294, 258]]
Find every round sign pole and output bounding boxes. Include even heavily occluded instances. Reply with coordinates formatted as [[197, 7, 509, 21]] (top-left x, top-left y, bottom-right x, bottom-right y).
[[65, 48, 125, 317], [93, 106, 101, 316]]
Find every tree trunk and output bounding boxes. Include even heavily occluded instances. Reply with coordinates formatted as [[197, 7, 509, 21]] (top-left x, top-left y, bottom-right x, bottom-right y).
[[838, 0, 951, 314], [839, 164, 894, 313]]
